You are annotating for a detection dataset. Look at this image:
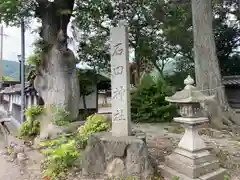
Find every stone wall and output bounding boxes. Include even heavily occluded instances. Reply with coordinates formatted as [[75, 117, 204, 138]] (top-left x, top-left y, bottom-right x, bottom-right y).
[[2, 100, 9, 112], [12, 104, 21, 123]]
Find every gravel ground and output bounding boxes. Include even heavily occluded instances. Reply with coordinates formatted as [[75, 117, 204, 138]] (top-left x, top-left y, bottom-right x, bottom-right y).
[[134, 123, 240, 180], [1, 123, 240, 180], [0, 135, 42, 180]]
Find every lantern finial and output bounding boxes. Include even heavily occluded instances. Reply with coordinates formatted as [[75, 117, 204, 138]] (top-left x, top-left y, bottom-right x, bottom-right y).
[[184, 75, 194, 90], [184, 75, 194, 85], [165, 75, 214, 103]]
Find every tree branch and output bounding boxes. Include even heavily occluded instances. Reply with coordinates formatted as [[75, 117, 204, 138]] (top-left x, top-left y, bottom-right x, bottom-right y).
[[37, 0, 75, 45]]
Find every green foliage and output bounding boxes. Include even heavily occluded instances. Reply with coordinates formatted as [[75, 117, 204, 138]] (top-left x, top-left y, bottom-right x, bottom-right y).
[[77, 114, 110, 148], [224, 175, 229, 180], [220, 54, 240, 76], [50, 105, 71, 126], [162, 0, 240, 76], [19, 119, 40, 138], [0, 0, 35, 26], [41, 137, 80, 180], [1, 0, 239, 78], [33, 39, 50, 53], [165, 70, 195, 91], [25, 105, 44, 119], [27, 39, 50, 68], [19, 105, 44, 138], [77, 69, 97, 115], [27, 54, 41, 67], [77, 69, 96, 97], [73, 0, 240, 77], [73, 0, 177, 74], [131, 73, 176, 123], [2, 76, 14, 81], [39, 136, 69, 149], [0, 0, 22, 25]]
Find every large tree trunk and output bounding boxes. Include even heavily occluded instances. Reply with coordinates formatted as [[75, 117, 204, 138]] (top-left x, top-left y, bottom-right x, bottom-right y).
[[34, 0, 80, 139], [191, 0, 240, 129]]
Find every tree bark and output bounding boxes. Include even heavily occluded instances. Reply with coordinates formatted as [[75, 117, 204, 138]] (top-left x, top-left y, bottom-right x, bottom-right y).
[[191, 0, 240, 128], [82, 95, 87, 112], [135, 49, 141, 85], [82, 95, 88, 119], [34, 0, 80, 138]]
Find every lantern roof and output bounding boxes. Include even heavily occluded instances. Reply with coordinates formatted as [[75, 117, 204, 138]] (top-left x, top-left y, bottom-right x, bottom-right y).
[[165, 75, 214, 103]]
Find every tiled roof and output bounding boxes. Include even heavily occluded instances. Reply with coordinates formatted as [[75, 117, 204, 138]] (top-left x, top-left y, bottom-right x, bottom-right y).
[[222, 76, 240, 86], [0, 81, 34, 94]]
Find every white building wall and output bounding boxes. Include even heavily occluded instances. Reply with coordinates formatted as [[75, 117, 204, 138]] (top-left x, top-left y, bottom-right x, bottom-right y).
[[98, 94, 111, 106]]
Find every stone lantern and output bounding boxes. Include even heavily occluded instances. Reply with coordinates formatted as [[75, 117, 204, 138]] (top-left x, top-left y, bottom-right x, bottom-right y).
[[160, 75, 226, 180]]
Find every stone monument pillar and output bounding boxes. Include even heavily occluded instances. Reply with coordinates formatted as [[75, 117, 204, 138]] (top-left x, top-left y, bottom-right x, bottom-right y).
[[82, 22, 153, 180], [160, 75, 226, 180], [110, 20, 131, 136]]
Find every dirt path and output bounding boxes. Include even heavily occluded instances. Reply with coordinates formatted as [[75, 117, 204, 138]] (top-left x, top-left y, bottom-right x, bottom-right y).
[[1, 123, 240, 180], [0, 135, 42, 180]]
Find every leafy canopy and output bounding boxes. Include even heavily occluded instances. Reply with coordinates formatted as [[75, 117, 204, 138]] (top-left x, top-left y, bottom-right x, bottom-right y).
[[0, 0, 36, 25], [73, 0, 178, 74], [162, 0, 240, 76]]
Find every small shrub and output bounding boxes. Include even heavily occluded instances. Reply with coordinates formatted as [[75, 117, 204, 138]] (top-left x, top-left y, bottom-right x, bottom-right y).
[[41, 138, 80, 180], [25, 105, 44, 119], [77, 114, 110, 148], [19, 119, 40, 138], [131, 73, 177, 123], [224, 175, 229, 180], [50, 105, 71, 126], [172, 176, 179, 180], [39, 136, 68, 149], [19, 105, 44, 138]]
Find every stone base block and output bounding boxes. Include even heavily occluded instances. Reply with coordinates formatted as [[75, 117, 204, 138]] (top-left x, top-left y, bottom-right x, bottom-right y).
[[160, 147, 226, 180], [165, 149, 220, 178], [82, 132, 153, 179], [160, 164, 226, 180]]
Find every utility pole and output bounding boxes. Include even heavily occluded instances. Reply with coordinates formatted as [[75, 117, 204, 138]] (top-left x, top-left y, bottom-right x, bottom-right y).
[[0, 25, 3, 88], [20, 19, 25, 123], [17, 54, 21, 82], [0, 25, 9, 88]]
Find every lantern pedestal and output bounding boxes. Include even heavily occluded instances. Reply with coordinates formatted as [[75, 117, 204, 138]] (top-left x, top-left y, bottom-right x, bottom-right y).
[[161, 75, 226, 180], [160, 117, 226, 180]]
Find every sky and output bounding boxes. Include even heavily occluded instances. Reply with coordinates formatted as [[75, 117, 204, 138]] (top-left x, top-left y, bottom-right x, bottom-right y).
[[1, 19, 134, 69], [2, 24, 38, 61], [2, 19, 82, 62]]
